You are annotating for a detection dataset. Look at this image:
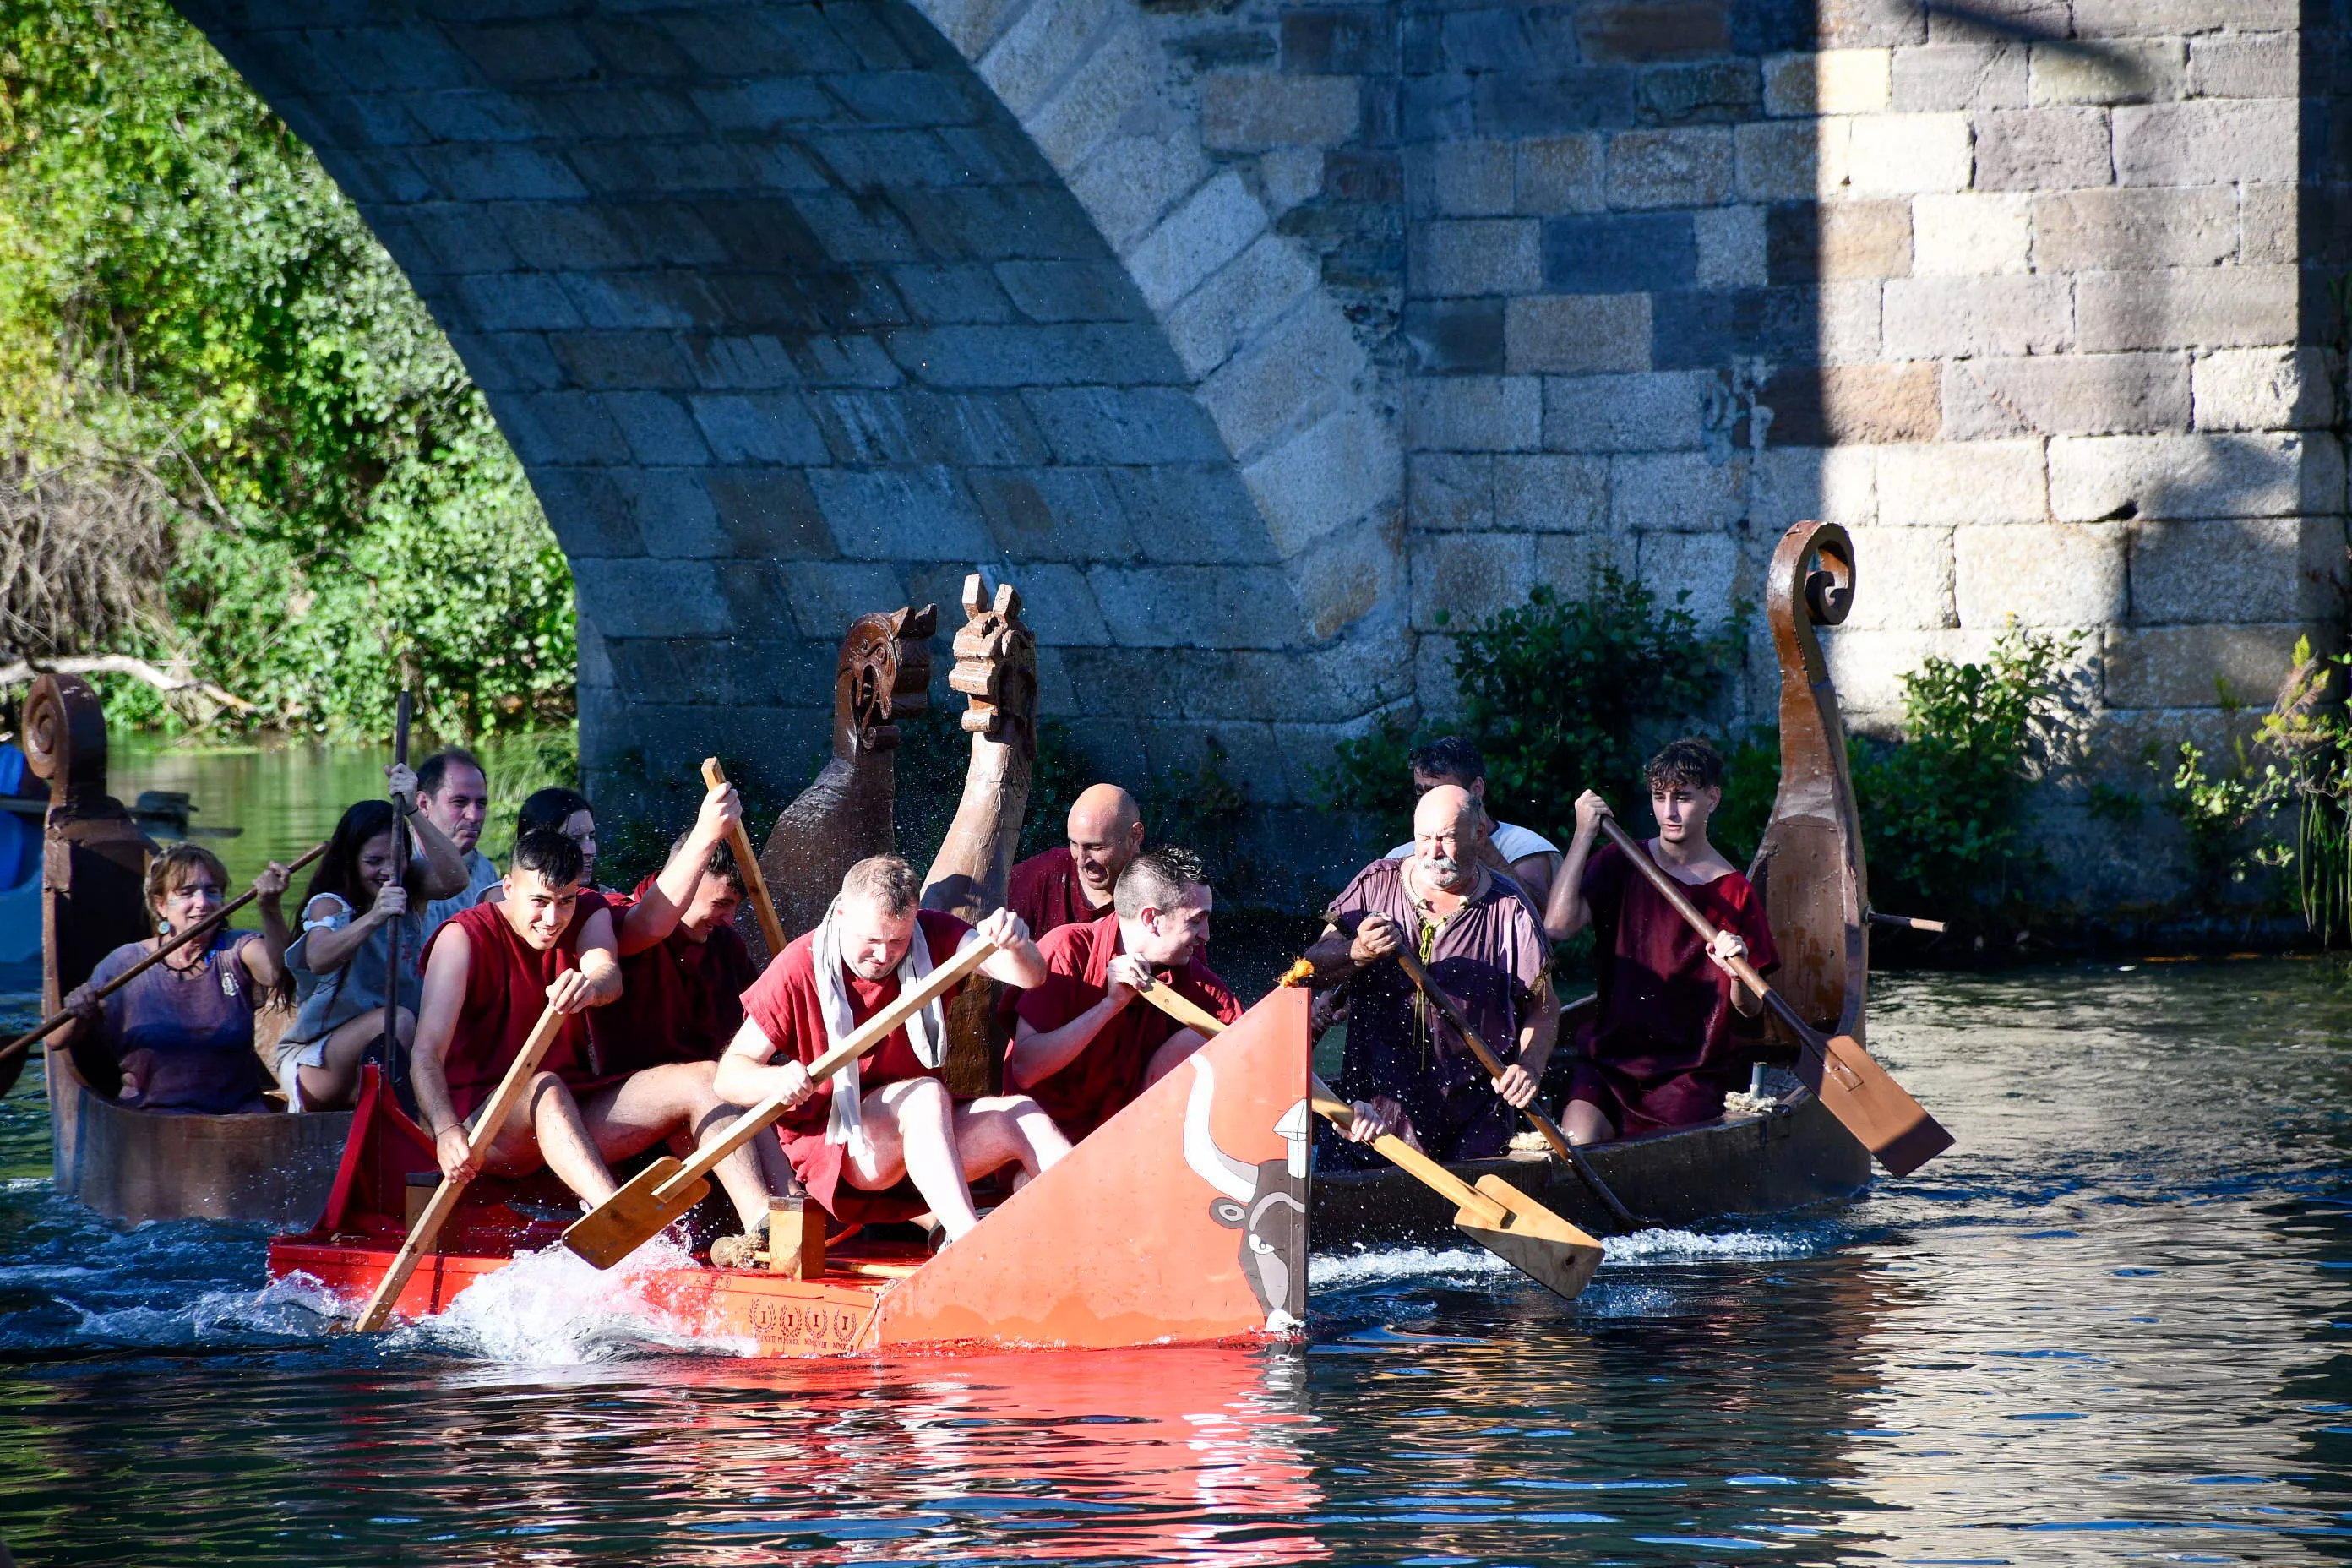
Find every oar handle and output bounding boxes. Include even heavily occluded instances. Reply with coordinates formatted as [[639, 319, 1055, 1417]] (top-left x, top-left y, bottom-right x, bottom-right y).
[[1130, 978, 1228, 1038], [648, 936, 1002, 1204], [1309, 1074, 1500, 1221], [351, 1000, 567, 1332], [1592, 816, 1825, 1053], [1391, 945, 1578, 1162], [702, 758, 788, 960], [1, 838, 330, 1068], [381, 691, 414, 1067]]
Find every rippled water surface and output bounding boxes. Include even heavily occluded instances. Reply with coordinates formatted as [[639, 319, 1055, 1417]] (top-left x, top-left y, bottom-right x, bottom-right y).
[[6, 958, 2352, 1565]]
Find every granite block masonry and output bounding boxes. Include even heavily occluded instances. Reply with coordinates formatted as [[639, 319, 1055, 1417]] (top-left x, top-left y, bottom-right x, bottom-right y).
[[177, 0, 2347, 906]]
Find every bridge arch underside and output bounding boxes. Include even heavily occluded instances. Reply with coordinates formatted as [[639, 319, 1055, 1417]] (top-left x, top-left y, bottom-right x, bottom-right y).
[[178, 0, 1406, 815]]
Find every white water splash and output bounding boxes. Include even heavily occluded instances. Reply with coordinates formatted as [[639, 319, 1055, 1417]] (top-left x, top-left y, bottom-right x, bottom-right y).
[[1600, 1227, 1821, 1262], [406, 1234, 754, 1366], [67, 1269, 345, 1347], [1311, 1245, 1510, 1289]]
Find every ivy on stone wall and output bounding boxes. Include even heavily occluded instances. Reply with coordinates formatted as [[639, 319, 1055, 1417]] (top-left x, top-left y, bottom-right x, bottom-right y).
[[0, 0, 574, 739]]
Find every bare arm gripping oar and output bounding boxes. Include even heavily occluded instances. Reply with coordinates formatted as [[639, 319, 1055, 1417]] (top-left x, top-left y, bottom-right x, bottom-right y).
[[701, 758, 788, 962], [1125, 983, 1605, 1301], [1389, 945, 1642, 1230], [0, 839, 330, 1074], [350, 1001, 568, 1333], [564, 936, 1001, 1270], [1594, 815, 1953, 1177]]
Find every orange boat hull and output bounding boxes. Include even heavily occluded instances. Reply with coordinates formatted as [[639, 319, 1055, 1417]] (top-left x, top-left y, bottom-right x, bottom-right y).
[[269, 989, 1314, 1358]]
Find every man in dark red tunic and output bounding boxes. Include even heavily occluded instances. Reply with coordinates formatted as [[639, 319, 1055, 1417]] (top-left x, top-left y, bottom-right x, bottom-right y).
[[1004, 783, 1145, 938], [1301, 786, 1558, 1165], [1547, 738, 1778, 1141], [713, 854, 1061, 1244], [411, 830, 776, 1245], [1007, 846, 1244, 1144], [591, 832, 758, 1078]]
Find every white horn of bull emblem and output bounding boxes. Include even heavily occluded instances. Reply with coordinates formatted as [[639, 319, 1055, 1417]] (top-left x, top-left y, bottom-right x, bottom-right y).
[[1183, 1056, 1260, 1202]]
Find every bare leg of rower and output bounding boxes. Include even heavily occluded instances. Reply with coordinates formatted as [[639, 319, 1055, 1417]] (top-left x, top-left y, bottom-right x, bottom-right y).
[[476, 1073, 622, 1206], [1561, 1099, 1614, 1146], [950, 1094, 1071, 1194], [848, 1077, 978, 1237], [580, 1064, 774, 1233], [294, 1005, 414, 1111]]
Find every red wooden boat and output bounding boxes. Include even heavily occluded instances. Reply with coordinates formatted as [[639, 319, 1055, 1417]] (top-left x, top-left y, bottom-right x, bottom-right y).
[[270, 988, 1314, 1357]]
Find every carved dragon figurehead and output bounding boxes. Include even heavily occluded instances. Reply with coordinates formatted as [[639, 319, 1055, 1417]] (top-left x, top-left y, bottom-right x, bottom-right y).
[[833, 605, 937, 760], [945, 576, 1036, 762]]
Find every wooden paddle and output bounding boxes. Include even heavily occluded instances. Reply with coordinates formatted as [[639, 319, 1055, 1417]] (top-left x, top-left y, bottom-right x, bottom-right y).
[[1310, 1074, 1602, 1301], [0, 839, 329, 1073], [1595, 814, 1953, 1177], [350, 1001, 569, 1332], [376, 691, 414, 1080], [1390, 945, 1642, 1229], [564, 935, 1000, 1270], [701, 758, 787, 961], [1130, 983, 1605, 1300]]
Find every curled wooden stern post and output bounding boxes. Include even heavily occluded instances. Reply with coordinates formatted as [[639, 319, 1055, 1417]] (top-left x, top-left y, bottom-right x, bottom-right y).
[[1750, 523, 1869, 1044]]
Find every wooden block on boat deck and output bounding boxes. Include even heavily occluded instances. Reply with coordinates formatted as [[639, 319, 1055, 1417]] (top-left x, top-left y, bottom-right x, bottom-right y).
[[405, 1172, 439, 1233], [769, 1195, 825, 1280]]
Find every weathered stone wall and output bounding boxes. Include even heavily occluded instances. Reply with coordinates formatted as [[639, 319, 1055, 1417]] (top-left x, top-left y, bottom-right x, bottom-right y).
[[177, 0, 2347, 908]]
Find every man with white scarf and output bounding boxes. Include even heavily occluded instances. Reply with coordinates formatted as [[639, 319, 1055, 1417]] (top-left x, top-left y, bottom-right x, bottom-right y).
[[716, 854, 1060, 1245]]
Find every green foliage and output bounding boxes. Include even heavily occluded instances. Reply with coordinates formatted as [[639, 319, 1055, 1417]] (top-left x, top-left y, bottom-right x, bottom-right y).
[[1320, 569, 1743, 844], [0, 0, 574, 739], [1848, 626, 2089, 918], [1709, 727, 1781, 868]]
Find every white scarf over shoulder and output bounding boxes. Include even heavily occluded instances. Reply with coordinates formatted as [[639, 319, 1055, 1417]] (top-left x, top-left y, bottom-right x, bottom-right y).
[[811, 898, 953, 1159]]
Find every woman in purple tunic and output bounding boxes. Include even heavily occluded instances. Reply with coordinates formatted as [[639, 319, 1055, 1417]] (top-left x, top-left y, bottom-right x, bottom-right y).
[[57, 844, 293, 1114]]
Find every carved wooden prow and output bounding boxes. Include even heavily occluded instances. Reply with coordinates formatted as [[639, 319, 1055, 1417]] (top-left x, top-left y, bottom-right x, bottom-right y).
[[1747, 521, 1869, 1043], [756, 603, 938, 956], [19, 674, 151, 1104], [923, 575, 1039, 1097]]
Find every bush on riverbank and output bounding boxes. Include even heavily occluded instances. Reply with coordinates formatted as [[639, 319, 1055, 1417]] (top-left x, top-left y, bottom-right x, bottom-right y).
[[0, 0, 574, 741]]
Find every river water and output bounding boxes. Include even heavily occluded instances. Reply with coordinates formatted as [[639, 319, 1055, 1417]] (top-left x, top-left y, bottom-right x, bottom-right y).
[[3, 742, 2351, 1563], [4, 958, 2350, 1565]]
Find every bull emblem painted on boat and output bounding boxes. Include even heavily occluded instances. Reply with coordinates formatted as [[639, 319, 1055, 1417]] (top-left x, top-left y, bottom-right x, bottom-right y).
[[1182, 1056, 1310, 1332]]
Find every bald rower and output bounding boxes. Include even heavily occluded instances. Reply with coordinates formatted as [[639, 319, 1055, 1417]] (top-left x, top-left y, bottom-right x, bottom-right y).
[[1005, 784, 1146, 939], [1301, 784, 1558, 1164]]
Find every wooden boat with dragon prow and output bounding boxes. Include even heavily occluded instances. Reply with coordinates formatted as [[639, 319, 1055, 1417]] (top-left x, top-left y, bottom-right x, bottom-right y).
[[1313, 519, 1882, 1249], [17, 672, 352, 1228]]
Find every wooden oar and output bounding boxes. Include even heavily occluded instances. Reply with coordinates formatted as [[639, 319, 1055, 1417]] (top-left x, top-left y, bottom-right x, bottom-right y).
[[564, 935, 1000, 1269], [1310, 1075, 1602, 1301], [1130, 983, 1604, 1301], [1595, 814, 1953, 1177], [701, 758, 787, 961], [1390, 945, 1642, 1229], [349, 1001, 568, 1333], [376, 691, 413, 1081], [0, 839, 329, 1073]]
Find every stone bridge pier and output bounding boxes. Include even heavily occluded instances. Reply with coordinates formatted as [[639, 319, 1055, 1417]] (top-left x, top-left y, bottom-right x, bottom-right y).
[[177, 0, 2349, 904]]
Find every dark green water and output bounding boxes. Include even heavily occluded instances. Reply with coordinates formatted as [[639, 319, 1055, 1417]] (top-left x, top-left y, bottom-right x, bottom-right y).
[[4, 957, 2352, 1565]]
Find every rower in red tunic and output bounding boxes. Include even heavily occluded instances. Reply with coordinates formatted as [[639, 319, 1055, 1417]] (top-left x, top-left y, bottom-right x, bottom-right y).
[[1005, 783, 1145, 939], [713, 855, 1064, 1244], [1006, 845, 1243, 1144], [1546, 738, 1779, 1142], [409, 828, 776, 1252]]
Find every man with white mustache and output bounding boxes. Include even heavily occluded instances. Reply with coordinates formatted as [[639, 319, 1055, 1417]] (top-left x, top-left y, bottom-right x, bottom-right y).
[[1300, 785, 1558, 1164]]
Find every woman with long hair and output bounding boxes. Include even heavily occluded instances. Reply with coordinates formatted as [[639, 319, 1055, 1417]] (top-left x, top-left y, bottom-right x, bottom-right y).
[[270, 765, 469, 1111], [57, 843, 295, 1114]]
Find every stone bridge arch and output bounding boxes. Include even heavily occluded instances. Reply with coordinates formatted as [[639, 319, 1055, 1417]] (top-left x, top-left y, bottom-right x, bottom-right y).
[[175, 0, 1403, 808]]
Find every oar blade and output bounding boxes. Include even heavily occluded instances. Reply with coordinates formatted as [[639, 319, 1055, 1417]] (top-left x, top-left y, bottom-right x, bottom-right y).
[[1452, 1173, 1604, 1302], [562, 1157, 709, 1270], [1805, 1033, 1954, 1178]]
